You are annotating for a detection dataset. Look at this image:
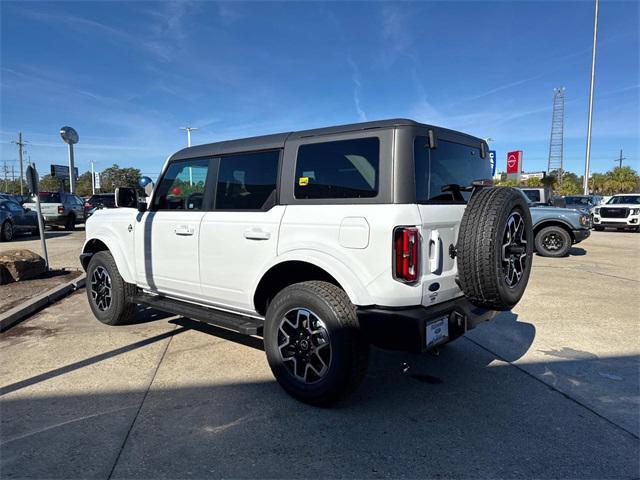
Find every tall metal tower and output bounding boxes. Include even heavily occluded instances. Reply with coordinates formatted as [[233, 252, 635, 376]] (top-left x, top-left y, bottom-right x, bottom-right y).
[[547, 88, 565, 179]]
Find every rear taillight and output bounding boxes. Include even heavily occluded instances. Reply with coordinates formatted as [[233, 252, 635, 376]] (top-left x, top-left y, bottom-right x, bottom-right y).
[[84, 202, 93, 209], [57, 206, 65, 214], [393, 227, 420, 283]]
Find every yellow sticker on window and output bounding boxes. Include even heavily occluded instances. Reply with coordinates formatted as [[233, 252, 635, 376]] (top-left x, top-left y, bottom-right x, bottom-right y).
[[298, 176, 309, 186]]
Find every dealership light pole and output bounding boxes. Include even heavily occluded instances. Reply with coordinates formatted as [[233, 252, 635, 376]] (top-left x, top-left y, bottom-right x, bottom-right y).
[[60, 126, 79, 194], [583, 0, 599, 195], [180, 126, 198, 185]]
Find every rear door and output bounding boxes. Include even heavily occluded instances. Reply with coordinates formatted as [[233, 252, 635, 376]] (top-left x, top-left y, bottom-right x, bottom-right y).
[[199, 150, 283, 313], [134, 157, 212, 299], [413, 135, 491, 305]]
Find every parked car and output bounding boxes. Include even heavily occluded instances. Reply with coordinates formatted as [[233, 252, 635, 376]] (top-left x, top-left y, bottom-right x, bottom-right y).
[[592, 194, 640, 232], [0, 198, 39, 241], [84, 193, 116, 217], [520, 187, 553, 206], [22, 192, 86, 230], [80, 119, 534, 405], [517, 189, 591, 257], [563, 195, 602, 214]]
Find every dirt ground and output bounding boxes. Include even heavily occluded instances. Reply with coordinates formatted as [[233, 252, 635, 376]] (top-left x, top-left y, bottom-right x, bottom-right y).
[[0, 269, 83, 314]]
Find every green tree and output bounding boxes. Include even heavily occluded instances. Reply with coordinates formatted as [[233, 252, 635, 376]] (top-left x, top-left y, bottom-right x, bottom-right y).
[[589, 172, 607, 194], [525, 177, 542, 187], [99, 164, 141, 193], [75, 171, 94, 197], [603, 166, 638, 194], [38, 174, 62, 193]]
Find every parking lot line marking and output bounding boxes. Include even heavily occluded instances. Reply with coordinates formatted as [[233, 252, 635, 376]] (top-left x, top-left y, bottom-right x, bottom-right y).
[[107, 323, 180, 480]]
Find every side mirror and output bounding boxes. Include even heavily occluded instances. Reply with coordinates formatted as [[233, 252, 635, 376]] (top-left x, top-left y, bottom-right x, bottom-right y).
[[24, 207, 31, 212], [115, 187, 138, 208]]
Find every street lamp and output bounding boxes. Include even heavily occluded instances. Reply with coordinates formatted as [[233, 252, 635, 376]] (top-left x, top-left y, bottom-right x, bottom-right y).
[[60, 126, 79, 194], [583, 0, 599, 194]]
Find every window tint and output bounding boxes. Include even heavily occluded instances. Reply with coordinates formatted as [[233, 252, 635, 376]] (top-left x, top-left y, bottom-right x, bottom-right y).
[[414, 138, 490, 203], [35, 192, 61, 203], [154, 159, 210, 210], [522, 190, 541, 202], [215, 151, 279, 210], [294, 138, 379, 199]]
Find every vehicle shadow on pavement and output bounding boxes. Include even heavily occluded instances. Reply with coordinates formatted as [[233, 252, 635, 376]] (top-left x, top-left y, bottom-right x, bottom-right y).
[[2, 350, 638, 478], [568, 247, 587, 256]]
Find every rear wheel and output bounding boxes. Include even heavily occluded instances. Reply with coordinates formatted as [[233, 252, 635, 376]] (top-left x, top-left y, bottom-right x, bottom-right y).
[[86, 251, 137, 325], [264, 281, 369, 406], [456, 187, 533, 311], [535, 226, 572, 257], [1, 221, 14, 242], [64, 214, 75, 231]]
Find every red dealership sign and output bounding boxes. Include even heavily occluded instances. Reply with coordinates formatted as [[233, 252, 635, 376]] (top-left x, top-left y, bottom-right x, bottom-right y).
[[506, 151, 522, 174]]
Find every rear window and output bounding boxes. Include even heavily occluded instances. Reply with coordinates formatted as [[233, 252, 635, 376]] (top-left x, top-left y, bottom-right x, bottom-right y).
[[414, 138, 490, 203], [294, 137, 379, 199], [522, 190, 541, 202], [89, 195, 116, 207], [35, 192, 61, 203]]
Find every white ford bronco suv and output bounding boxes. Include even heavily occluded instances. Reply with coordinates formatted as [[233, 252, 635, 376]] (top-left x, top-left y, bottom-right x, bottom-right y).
[[81, 119, 533, 405]]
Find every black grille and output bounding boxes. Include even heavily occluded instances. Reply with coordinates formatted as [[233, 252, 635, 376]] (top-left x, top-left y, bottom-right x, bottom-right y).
[[600, 207, 629, 218]]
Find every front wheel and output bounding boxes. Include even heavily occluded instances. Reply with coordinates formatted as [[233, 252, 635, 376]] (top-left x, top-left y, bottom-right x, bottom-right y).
[[264, 281, 369, 406], [535, 226, 572, 257], [1, 221, 14, 242], [86, 251, 137, 325]]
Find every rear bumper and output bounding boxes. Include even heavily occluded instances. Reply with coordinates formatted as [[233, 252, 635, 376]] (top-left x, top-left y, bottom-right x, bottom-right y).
[[572, 228, 591, 243], [357, 297, 497, 353]]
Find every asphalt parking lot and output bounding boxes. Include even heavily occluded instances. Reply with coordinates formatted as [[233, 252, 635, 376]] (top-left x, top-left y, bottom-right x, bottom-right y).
[[0, 227, 85, 270], [1, 231, 639, 478]]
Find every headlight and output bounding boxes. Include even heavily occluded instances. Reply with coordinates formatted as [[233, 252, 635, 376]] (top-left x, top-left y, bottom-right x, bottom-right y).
[[594, 207, 600, 214], [630, 208, 640, 215], [579, 215, 589, 226]]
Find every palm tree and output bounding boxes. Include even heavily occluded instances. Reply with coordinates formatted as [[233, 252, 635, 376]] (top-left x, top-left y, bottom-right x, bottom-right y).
[[604, 167, 639, 194]]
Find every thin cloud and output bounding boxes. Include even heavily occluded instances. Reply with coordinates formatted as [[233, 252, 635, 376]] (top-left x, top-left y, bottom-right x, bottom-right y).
[[347, 56, 367, 122]]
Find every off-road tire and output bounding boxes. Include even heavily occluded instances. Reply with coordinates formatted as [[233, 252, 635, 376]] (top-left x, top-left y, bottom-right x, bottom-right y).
[[1, 220, 14, 242], [64, 214, 76, 231], [593, 226, 604, 231], [86, 251, 137, 325], [535, 226, 572, 257], [264, 281, 369, 406], [456, 187, 533, 311]]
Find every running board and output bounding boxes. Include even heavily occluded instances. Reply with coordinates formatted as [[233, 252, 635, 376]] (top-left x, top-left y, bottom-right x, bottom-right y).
[[132, 293, 263, 335]]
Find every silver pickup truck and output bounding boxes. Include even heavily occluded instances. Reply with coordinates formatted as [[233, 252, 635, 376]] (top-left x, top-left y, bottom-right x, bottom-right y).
[[23, 192, 86, 230]]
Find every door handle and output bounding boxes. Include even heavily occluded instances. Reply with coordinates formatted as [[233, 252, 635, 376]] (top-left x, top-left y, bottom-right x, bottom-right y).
[[429, 230, 441, 273], [244, 229, 271, 241], [174, 225, 195, 236]]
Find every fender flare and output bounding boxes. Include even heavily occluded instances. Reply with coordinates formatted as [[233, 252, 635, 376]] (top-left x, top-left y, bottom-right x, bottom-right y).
[[251, 249, 374, 307], [533, 219, 576, 237], [81, 234, 135, 284]]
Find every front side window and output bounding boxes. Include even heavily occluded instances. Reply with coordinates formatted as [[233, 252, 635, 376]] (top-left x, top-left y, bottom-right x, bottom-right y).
[[523, 190, 541, 203], [154, 158, 210, 210], [215, 150, 279, 210], [294, 137, 379, 199], [415, 138, 490, 203]]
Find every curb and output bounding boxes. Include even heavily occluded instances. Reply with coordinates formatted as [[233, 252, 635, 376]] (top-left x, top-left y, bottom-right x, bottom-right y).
[[0, 273, 86, 332]]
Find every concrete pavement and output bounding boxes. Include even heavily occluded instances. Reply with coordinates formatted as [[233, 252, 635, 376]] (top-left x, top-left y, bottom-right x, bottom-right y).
[[1, 231, 638, 478]]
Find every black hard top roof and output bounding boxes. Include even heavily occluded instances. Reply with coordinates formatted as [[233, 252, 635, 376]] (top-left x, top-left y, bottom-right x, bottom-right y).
[[170, 118, 483, 161]]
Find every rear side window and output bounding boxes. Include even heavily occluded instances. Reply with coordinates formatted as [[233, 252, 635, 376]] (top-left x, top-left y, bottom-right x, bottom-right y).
[[294, 137, 379, 199], [414, 138, 490, 203], [215, 150, 279, 210]]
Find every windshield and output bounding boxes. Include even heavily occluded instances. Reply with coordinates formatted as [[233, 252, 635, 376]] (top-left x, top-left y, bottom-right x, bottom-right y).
[[414, 137, 490, 203], [607, 195, 640, 205], [565, 196, 591, 205], [32, 192, 61, 203]]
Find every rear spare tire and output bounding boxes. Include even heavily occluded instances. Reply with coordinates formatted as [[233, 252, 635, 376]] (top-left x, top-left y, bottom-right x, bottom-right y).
[[456, 187, 533, 311]]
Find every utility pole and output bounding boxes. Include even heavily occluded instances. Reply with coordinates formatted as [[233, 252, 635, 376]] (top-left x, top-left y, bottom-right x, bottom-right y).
[[12, 132, 26, 196], [614, 149, 625, 168], [180, 126, 198, 185], [583, 0, 599, 195], [3, 160, 7, 192]]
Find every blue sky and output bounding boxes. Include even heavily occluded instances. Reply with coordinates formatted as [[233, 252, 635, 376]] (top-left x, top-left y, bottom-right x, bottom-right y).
[[1, 1, 638, 180]]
